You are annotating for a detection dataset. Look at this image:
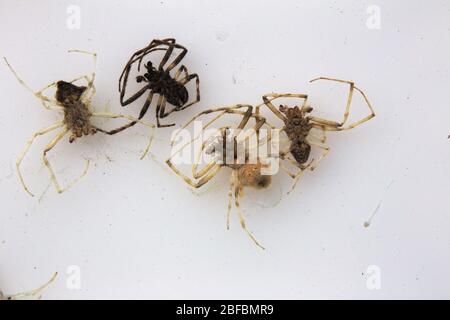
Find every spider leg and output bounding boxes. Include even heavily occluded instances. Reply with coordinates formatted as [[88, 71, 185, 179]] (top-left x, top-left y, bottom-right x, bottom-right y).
[[166, 158, 221, 188], [170, 104, 254, 146], [112, 91, 154, 134], [68, 49, 97, 85], [164, 43, 188, 72], [3, 57, 62, 111], [91, 112, 156, 159], [177, 73, 201, 111], [234, 173, 265, 250], [16, 121, 64, 197], [309, 77, 375, 130], [119, 39, 167, 89], [155, 95, 175, 127], [174, 64, 188, 80], [227, 172, 235, 230], [260, 93, 309, 122], [43, 128, 90, 194], [6, 272, 58, 300]]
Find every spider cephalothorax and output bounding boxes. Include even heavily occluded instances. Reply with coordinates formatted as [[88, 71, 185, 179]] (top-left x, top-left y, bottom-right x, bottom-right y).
[[137, 61, 189, 108], [56, 81, 97, 143], [279, 105, 313, 164]]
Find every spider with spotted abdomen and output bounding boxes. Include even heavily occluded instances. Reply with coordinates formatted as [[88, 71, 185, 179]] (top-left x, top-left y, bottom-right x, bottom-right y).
[[166, 101, 315, 249], [4, 50, 155, 197], [0, 272, 57, 300], [166, 79, 375, 248], [113, 38, 200, 131], [259, 76, 376, 191]]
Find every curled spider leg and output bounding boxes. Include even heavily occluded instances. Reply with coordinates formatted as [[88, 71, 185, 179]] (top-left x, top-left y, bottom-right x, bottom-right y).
[[3, 57, 62, 111], [234, 172, 265, 250], [6, 272, 58, 300], [68, 49, 97, 85], [170, 104, 253, 146], [92, 112, 156, 159], [261, 93, 310, 122], [309, 77, 375, 130], [16, 121, 64, 197], [43, 128, 90, 194], [166, 158, 221, 189]]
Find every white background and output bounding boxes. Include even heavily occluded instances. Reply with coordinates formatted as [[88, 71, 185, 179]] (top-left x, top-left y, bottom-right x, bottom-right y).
[[0, 0, 449, 299]]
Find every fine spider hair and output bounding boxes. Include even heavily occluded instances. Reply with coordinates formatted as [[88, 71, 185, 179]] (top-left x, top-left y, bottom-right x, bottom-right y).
[[0, 272, 57, 300], [113, 38, 200, 130], [166, 102, 312, 249], [259, 76, 376, 191], [4, 50, 155, 197]]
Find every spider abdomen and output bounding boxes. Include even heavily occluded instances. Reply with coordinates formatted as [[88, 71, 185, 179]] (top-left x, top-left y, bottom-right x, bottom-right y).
[[149, 71, 189, 108], [63, 101, 96, 142], [289, 139, 311, 164]]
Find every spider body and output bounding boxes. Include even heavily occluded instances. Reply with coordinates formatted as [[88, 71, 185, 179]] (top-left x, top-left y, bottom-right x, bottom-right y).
[[137, 62, 189, 108], [236, 163, 272, 190], [55, 81, 97, 143], [279, 105, 314, 164], [117, 38, 200, 128]]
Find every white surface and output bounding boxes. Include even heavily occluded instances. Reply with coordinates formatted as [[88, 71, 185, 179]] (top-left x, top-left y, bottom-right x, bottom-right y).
[[0, 0, 449, 299]]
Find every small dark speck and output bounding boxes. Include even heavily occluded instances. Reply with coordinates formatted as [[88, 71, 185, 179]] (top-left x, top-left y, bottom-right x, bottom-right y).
[[1, 240, 5, 245], [161, 197, 165, 200]]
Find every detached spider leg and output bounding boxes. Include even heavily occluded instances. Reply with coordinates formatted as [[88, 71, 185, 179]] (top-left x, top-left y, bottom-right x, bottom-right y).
[[233, 171, 265, 250]]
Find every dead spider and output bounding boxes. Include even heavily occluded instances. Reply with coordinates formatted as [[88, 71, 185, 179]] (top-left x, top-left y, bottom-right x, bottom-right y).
[[166, 78, 375, 248], [259, 76, 376, 190], [4, 50, 155, 197], [0, 272, 57, 300], [166, 103, 309, 249], [113, 38, 200, 130]]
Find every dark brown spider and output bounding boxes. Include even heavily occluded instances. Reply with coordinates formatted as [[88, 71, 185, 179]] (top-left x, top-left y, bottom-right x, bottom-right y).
[[111, 38, 200, 131]]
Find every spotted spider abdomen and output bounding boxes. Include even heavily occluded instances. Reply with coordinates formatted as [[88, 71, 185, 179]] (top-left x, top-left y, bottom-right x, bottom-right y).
[[238, 164, 272, 189], [289, 140, 311, 164]]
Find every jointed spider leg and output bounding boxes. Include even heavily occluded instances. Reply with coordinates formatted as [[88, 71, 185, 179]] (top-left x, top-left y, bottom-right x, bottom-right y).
[[110, 90, 154, 134], [233, 172, 265, 250], [261, 93, 309, 122], [92, 112, 156, 159], [3, 57, 62, 111], [309, 77, 375, 130], [16, 121, 64, 196], [43, 128, 90, 194], [6, 272, 58, 300], [165, 44, 188, 72], [155, 95, 175, 127]]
